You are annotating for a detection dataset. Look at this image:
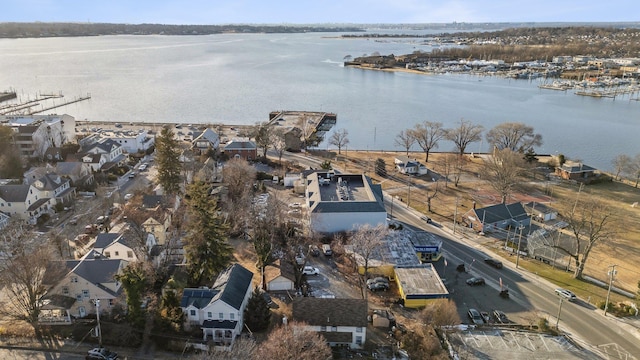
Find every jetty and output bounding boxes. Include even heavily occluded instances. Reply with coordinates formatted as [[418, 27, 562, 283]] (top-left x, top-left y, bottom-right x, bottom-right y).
[[0, 92, 90, 116]]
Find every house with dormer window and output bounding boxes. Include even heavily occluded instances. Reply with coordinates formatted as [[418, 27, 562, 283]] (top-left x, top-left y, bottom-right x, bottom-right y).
[[32, 173, 75, 205], [80, 138, 125, 171], [0, 184, 54, 224], [46, 256, 128, 318], [180, 264, 253, 348], [88, 233, 138, 262]]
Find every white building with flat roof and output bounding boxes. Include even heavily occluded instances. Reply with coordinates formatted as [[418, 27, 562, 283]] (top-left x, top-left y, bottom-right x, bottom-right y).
[[305, 172, 386, 233]]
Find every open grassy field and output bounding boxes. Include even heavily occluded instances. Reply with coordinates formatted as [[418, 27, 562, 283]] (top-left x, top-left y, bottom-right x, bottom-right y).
[[312, 149, 640, 304]]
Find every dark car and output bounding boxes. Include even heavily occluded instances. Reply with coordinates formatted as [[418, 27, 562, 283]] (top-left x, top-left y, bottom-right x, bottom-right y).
[[368, 281, 389, 292], [467, 308, 483, 325], [493, 310, 508, 323], [466, 277, 486, 286], [420, 216, 433, 224], [309, 245, 320, 257], [484, 258, 503, 269]]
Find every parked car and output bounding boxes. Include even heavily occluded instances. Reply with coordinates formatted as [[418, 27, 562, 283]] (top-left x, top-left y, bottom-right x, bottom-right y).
[[302, 266, 320, 275], [467, 308, 483, 325], [555, 288, 577, 302], [322, 244, 332, 256], [366, 277, 389, 286], [128, 172, 136, 179], [309, 245, 320, 257], [69, 216, 79, 225], [139, 164, 147, 171], [420, 215, 433, 224], [86, 347, 118, 360], [368, 281, 389, 292], [480, 311, 491, 323], [484, 258, 503, 269], [124, 193, 134, 201], [466, 277, 486, 286], [493, 310, 508, 323]]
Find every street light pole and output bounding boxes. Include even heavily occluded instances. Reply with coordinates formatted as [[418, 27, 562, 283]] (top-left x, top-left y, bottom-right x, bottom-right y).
[[516, 224, 524, 269], [453, 197, 459, 234], [556, 297, 564, 330], [604, 264, 618, 317]]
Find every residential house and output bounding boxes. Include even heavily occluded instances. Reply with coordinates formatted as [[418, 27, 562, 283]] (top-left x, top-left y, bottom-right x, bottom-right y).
[[192, 128, 220, 154], [264, 260, 295, 291], [56, 161, 94, 188], [305, 172, 386, 233], [556, 161, 598, 182], [99, 129, 154, 153], [524, 202, 558, 222], [463, 202, 529, 234], [222, 139, 257, 161], [181, 264, 254, 347], [140, 194, 172, 246], [46, 256, 128, 318], [0, 184, 54, 224], [394, 156, 428, 175], [90, 233, 138, 262], [32, 173, 75, 206], [293, 298, 368, 349], [80, 138, 126, 171]]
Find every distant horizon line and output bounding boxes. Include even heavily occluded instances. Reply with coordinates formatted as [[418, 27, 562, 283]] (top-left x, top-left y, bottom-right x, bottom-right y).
[[2, 21, 639, 26]]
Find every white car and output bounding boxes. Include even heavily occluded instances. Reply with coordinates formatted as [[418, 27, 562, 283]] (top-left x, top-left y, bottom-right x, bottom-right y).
[[124, 193, 134, 201], [302, 266, 319, 275], [86, 347, 118, 359], [555, 288, 577, 301]]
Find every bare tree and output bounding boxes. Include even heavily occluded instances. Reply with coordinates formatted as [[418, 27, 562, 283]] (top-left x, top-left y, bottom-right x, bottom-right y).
[[425, 180, 440, 213], [612, 154, 632, 181], [408, 121, 445, 162], [395, 130, 415, 155], [0, 221, 66, 326], [486, 122, 543, 153], [349, 224, 389, 298], [445, 119, 483, 156], [271, 128, 287, 165], [222, 158, 257, 235], [328, 128, 350, 155], [254, 322, 332, 360], [481, 149, 526, 203], [250, 194, 287, 290], [555, 197, 617, 279], [197, 337, 257, 359], [421, 299, 461, 328], [624, 153, 640, 188]]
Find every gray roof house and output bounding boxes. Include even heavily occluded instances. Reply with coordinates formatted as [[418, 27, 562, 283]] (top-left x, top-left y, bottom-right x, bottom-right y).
[[293, 298, 368, 349], [0, 183, 54, 224], [192, 128, 220, 153], [46, 257, 128, 318], [305, 172, 387, 233], [463, 202, 530, 234], [180, 263, 254, 348]]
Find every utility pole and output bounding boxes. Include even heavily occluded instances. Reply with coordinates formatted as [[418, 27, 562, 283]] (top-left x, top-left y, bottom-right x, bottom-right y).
[[604, 264, 618, 317], [406, 176, 411, 208], [453, 197, 459, 234], [556, 297, 564, 330], [94, 298, 103, 347], [516, 224, 525, 268]]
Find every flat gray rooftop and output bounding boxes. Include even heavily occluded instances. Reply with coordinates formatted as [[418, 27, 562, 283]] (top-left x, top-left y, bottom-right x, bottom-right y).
[[317, 175, 371, 202], [394, 265, 448, 296]]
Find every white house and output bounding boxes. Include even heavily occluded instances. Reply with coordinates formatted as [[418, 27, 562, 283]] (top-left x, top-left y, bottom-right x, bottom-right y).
[[394, 156, 428, 175], [32, 173, 75, 205], [100, 129, 155, 154], [305, 172, 387, 234], [180, 264, 254, 348], [0, 184, 54, 224], [80, 138, 126, 171], [293, 298, 368, 349], [89, 233, 138, 262], [46, 256, 128, 318]]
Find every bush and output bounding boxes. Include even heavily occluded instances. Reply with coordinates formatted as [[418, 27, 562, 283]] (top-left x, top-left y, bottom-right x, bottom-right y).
[[537, 317, 550, 332]]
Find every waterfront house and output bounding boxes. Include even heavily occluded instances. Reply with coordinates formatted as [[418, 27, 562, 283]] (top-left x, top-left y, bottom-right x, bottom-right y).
[[1, 114, 75, 159], [394, 156, 428, 175], [222, 139, 257, 161], [464, 202, 529, 234], [555, 161, 597, 182], [293, 298, 368, 349], [191, 128, 220, 154]]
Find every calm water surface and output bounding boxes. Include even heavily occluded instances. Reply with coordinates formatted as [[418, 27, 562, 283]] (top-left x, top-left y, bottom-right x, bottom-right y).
[[0, 33, 638, 171]]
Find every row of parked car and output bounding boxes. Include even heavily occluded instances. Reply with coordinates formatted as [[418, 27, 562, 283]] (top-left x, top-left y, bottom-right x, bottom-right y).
[[468, 308, 509, 325]]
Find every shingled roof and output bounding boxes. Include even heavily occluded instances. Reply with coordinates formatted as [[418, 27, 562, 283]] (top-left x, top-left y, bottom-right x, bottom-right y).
[[293, 298, 367, 327]]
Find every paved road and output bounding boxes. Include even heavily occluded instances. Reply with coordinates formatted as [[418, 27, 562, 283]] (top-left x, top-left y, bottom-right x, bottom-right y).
[[0, 347, 84, 360], [387, 197, 640, 360]]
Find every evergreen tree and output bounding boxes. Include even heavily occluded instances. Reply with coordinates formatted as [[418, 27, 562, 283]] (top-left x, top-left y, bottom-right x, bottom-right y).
[[155, 126, 182, 195], [183, 181, 233, 286], [244, 286, 271, 332], [115, 262, 149, 328]]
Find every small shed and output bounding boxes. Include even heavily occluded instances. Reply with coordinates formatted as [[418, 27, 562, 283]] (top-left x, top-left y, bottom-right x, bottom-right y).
[[524, 202, 558, 222], [265, 260, 295, 291]]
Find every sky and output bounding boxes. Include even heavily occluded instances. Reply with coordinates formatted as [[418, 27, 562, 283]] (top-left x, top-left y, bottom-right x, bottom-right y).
[[2, 0, 637, 25]]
